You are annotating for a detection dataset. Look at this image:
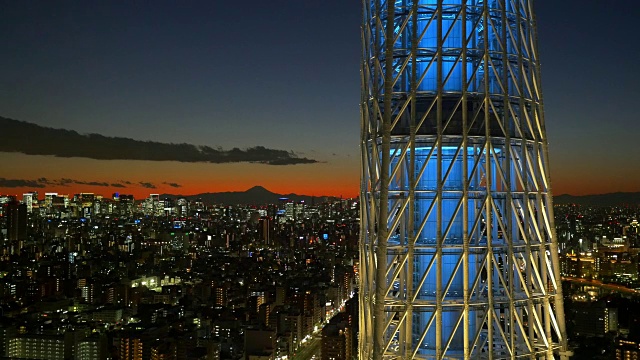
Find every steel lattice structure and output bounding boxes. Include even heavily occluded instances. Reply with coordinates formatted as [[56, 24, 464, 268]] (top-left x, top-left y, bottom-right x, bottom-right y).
[[359, 0, 570, 358]]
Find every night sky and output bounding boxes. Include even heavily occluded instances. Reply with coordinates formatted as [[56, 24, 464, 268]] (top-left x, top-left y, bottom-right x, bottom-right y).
[[1, 1, 638, 198]]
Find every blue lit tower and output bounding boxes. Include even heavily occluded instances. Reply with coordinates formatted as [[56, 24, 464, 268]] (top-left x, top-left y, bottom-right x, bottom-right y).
[[359, 1, 570, 358]]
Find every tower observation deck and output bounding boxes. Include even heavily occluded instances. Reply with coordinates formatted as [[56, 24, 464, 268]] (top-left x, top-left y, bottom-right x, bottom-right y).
[[359, 1, 570, 358]]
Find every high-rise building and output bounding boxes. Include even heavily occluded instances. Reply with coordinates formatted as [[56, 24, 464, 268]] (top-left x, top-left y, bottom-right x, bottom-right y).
[[117, 332, 145, 360], [44, 193, 58, 208], [616, 338, 640, 360], [22, 192, 36, 213], [76, 334, 106, 360], [244, 328, 276, 360], [7, 334, 66, 360], [322, 312, 354, 360], [6, 200, 27, 242], [0, 325, 17, 358], [259, 217, 273, 246], [359, 1, 569, 358], [214, 286, 228, 307], [572, 300, 617, 337]]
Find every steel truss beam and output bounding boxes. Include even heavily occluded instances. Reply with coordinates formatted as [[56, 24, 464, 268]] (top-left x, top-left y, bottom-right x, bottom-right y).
[[359, 1, 570, 359]]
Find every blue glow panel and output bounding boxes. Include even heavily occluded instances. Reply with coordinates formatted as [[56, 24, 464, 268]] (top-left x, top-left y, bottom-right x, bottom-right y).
[[388, 146, 483, 354], [382, 0, 522, 96], [416, 147, 477, 355]]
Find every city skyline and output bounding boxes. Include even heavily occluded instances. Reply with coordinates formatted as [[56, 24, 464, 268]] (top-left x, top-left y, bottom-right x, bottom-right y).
[[1, 0, 639, 198]]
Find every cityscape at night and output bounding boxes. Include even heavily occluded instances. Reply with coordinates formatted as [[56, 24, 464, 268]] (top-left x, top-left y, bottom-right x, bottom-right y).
[[1, 1, 640, 359], [5, 193, 640, 359]]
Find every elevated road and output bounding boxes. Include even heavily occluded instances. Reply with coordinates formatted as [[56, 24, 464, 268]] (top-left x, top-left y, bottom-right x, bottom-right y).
[[563, 276, 640, 295]]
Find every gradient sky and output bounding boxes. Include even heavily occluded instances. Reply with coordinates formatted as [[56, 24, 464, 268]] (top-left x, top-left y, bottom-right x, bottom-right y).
[[0, 0, 638, 198]]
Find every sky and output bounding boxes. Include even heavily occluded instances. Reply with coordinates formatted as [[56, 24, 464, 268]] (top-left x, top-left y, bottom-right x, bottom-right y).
[[0, 0, 638, 199]]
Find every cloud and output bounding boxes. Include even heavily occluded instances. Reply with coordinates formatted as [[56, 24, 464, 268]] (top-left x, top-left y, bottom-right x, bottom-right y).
[[0, 116, 318, 165], [0, 177, 145, 189], [54, 179, 111, 187], [163, 182, 182, 188], [74, 180, 109, 187], [59, 178, 74, 185], [0, 178, 47, 188], [139, 182, 156, 189]]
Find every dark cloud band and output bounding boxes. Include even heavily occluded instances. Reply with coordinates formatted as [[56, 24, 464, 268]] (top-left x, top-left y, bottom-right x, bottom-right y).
[[139, 182, 156, 189], [0, 178, 172, 189], [0, 178, 46, 188], [1, 117, 317, 165]]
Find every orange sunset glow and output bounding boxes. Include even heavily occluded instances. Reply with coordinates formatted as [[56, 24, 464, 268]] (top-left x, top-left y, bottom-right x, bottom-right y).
[[0, 152, 360, 200]]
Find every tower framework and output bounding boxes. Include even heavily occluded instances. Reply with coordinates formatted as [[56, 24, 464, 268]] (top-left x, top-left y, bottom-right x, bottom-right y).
[[359, 1, 570, 358]]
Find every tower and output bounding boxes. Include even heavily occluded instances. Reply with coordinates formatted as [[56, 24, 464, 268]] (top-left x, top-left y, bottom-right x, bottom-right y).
[[359, 1, 570, 359]]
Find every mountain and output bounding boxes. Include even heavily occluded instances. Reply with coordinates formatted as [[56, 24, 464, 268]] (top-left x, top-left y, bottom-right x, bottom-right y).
[[159, 186, 336, 205], [161, 187, 640, 207], [554, 192, 640, 206]]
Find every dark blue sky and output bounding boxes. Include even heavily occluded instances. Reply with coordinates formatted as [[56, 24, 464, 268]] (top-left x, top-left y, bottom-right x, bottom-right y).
[[0, 1, 361, 155], [1, 1, 639, 195], [535, 1, 640, 193]]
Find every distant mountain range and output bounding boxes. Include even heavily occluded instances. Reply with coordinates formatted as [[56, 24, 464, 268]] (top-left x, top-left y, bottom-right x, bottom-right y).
[[159, 185, 640, 207], [159, 186, 338, 205], [553, 192, 640, 207]]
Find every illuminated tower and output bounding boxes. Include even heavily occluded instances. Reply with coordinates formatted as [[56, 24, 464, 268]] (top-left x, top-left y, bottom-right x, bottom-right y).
[[359, 1, 570, 358]]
